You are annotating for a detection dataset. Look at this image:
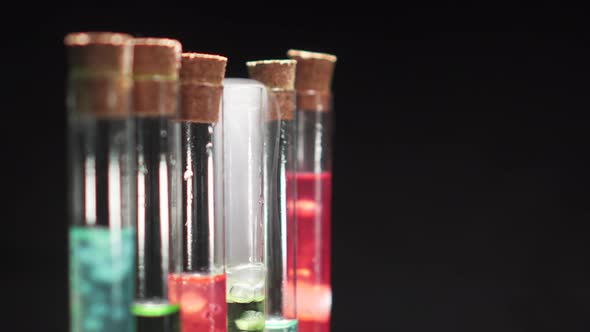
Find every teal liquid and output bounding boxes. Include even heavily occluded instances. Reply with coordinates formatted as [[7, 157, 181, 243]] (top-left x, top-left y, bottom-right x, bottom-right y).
[[265, 319, 298, 332], [69, 226, 135, 332]]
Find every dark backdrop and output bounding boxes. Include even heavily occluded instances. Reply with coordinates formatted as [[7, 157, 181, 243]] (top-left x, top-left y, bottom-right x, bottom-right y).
[[3, 5, 590, 332]]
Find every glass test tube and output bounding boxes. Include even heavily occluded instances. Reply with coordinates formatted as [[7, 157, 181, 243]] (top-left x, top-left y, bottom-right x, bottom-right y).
[[66, 32, 136, 332], [222, 79, 267, 332], [131, 38, 182, 332], [286, 50, 337, 332], [247, 60, 298, 332], [168, 53, 228, 332]]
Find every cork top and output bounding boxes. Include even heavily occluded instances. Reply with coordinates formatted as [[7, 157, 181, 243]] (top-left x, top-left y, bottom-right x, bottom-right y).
[[287, 49, 337, 62], [133, 38, 182, 78], [65, 32, 134, 117], [65, 32, 134, 76], [246, 60, 296, 91], [287, 49, 337, 93], [180, 53, 227, 86], [179, 52, 227, 123], [246, 60, 296, 120], [131, 38, 182, 116]]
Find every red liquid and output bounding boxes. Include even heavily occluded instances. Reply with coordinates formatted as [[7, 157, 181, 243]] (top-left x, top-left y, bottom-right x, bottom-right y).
[[168, 273, 227, 332], [290, 172, 332, 332]]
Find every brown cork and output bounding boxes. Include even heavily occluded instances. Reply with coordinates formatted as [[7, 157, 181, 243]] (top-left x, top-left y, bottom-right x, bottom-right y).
[[179, 53, 227, 123], [132, 38, 182, 116], [287, 49, 337, 112], [246, 60, 296, 120], [65, 32, 134, 117]]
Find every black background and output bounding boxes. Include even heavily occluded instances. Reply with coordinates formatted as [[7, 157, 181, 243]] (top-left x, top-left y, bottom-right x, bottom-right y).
[[3, 4, 590, 332]]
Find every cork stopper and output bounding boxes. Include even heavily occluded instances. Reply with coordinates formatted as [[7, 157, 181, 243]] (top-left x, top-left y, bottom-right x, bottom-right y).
[[132, 38, 182, 116], [133, 38, 182, 77], [287, 49, 337, 112], [65, 32, 134, 117], [179, 53, 227, 123], [246, 60, 296, 120]]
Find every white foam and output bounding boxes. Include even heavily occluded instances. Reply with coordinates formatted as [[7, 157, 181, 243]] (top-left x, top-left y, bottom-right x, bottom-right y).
[[222, 79, 267, 266]]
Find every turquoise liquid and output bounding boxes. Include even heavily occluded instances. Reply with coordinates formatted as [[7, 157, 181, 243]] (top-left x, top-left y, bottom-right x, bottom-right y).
[[69, 226, 135, 332], [265, 318, 298, 332]]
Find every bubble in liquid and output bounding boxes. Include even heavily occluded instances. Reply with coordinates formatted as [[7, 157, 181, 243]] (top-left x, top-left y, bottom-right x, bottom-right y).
[[227, 263, 265, 285], [210, 303, 222, 314], [203, 303, 223, 320], [295, 199, 319, 219], [181, 292, 207, 313], [234, 310, 265, 331], [229, 283, 255, 302], [184, 169, 194, 181], [241, 310, 263, 319], [295, 282, 331, 321], [138, 164, 148, 174], [252, 283, 264, 301]]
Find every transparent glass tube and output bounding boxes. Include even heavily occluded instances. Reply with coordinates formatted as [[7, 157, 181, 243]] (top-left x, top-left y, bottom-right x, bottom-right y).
[[223, 79, 267, 332], [293, 94, 333, 332], [264, 92, 298, 332], [168, 93, 226, 332], [66, 33, 136, 332], [132, 76, 182, 332]]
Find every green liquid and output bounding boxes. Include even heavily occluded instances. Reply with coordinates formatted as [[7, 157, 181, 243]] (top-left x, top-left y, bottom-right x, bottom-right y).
[[132, 302, 180, 317], [133, 302, 181, 332], [69, 226, 135, 332], [228, 299, 265, 332]]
